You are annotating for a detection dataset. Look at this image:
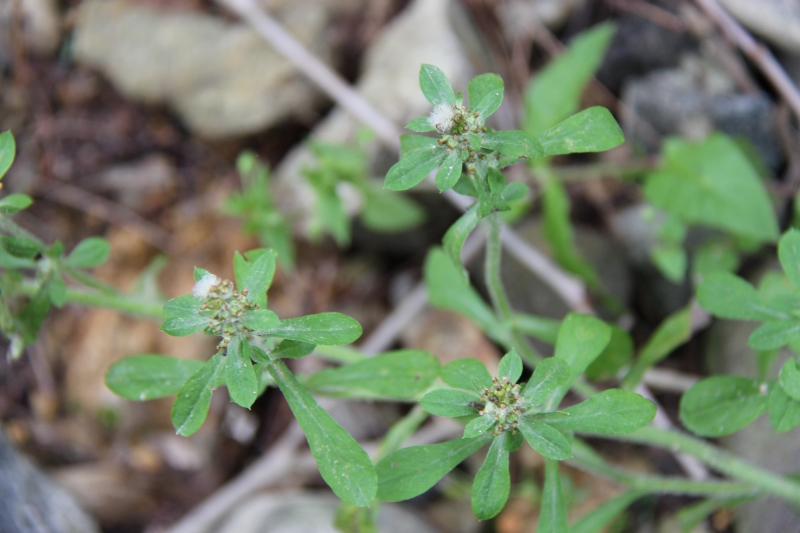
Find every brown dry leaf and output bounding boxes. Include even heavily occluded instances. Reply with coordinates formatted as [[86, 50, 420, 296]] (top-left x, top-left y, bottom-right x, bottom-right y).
[[401, 308, 501, 373]]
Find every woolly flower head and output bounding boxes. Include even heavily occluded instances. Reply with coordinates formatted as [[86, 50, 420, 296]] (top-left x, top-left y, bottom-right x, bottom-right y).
[[428, 103, 456, 133], [192, 273, 221, 298]]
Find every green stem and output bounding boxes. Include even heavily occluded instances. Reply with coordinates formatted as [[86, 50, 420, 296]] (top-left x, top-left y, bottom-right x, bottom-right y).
[[592, 426, 800, 503], [64, 266, 119, 295], [0, 216, 46, 245], [570, 440, 759, 497], [374, 404, 428, 462], [484, 212, 514, 320], [20, 280, 163, 319]]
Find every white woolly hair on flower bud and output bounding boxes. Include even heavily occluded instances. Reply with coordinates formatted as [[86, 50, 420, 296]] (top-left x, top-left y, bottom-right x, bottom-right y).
[[192, 273, 221, 298], [428, 103, 456, 133]]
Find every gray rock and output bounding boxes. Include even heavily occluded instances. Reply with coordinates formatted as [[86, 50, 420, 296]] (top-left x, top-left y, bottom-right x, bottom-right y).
[[0, 0, 61, 68], [214, 491, 439, 533], [718, 0, 800, 55], [0, 430, 100, 533], [496, 0, 585, 39], [479, 217, 632, 321], [622, 55, 783, 170], [597, 14, 695, 93], [272, 0, 476, 237], [704, 262, 800, 533], [72, 0, 336, 139]]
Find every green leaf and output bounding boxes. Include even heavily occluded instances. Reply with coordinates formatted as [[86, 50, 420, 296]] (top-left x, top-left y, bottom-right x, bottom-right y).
[[65, 237, 110, 268], [48, 276, 67, 308], [240, 309, 280, 332], [270, 339, 316, 359], [161, 295, 209, 336], [517, 417, 572, 460], [419, 64, 456, 106], [571, 489, 646, 533], [691, 240, 740, 286], [443, 205, 480, 274], [472, 433, 510, 520], [435, 148, 464, 192], [550, 313, 611, 402], [537, 389, 656, 435], [406, 117, 436, 132], [502, 182, 529, 203], [193, 267, 211, 282], [522, 357, 570, 405], [679, 376, 769, 437], [420, 389, 480, 417], [538, 458, 569, 533], [538, 107, 624, 157], [360, 187, 425, 233], [0, 193, 32, 214], [651, 244, 687, 283], [440, 358, 493, 392], [749, 319, 800, 350], [242, 250, 276, 308], [385, 143, 447, 191], [481, 130, 543, 159], [376, 433, 492, 502], [644, 134, 779, 243], [779, 230, 800, 289], [498, 349, 523, 383], [621, 307, 691, 390], [425, 248, 510, 343], [225, 337, 258, 409], [769, 384, 800, 433], [1, 236, 41, 259], [232, 251, 249, 291], [305, 350, 439, 400], [468, 73, 504, 121], [585, 325, 634, 382], [400, 134, 437, 156], [524, 23, 616, 135], [106, 355, 204, 401], [779, 358, 800, 400], [0, 130, 16, 180], [267, 359, 377, 506], [511, 313, 561, 344], [698, 272, 790, 321], [264, 312, 362, 345], [171, 353, 225, 436], [464, 414, 496, 438], [541, 177, 601, 287]]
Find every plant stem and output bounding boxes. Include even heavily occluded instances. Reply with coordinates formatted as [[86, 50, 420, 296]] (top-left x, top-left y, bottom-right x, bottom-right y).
[[484, 212, 600, 399], [570, 440, 758, 497], [0, 216, 46, 246], [591, 426, 800, 503], [64, 266, 120, 295], [20, 280, 163, 319], [374, 404, 428, 462]]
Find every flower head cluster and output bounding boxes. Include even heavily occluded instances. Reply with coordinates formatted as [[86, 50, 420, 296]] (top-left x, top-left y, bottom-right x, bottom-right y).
[[194, 275, 258, 350], [478, 376, 526, 436]]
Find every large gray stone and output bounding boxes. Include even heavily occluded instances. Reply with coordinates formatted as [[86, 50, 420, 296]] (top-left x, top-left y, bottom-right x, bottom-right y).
[[718, 0, 800, 55], [622, 55, 783, 170], [0, 0, 61, 68], [0, 430, 100, 533], [72, 0, 336, 139]]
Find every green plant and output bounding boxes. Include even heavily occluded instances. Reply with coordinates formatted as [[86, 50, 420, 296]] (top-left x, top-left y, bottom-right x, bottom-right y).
[[4, 23, 800, 532], [302, 140, 425, 246], [222, 151, 296, 269], [89, 61, 800, 529]]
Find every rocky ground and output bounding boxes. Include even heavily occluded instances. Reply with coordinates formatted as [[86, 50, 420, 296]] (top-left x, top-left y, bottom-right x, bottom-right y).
[[2, 0, 800, 532]]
